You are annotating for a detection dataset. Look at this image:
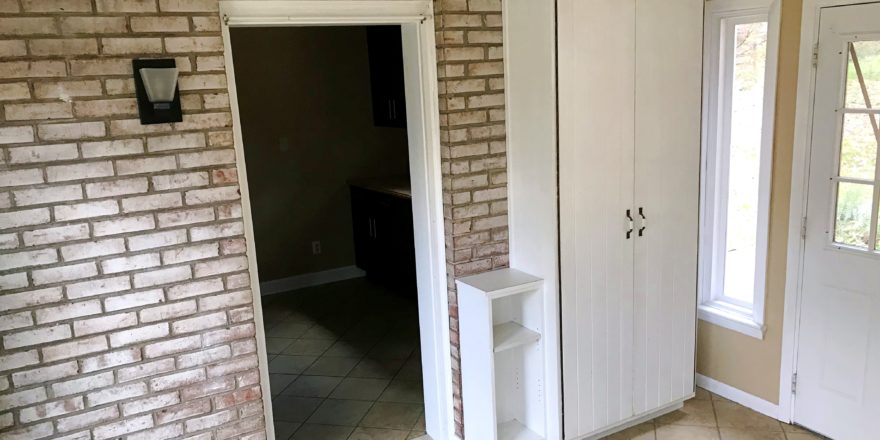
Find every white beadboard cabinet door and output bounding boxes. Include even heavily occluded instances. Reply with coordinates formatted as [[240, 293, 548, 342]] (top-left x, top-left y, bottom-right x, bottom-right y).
[[632, 0, 703, 416], [559, 0, 702, 438], [558, 0, 636, 437]]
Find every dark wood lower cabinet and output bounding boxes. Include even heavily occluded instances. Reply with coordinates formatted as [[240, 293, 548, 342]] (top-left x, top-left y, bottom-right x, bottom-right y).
[[350, 185, 416, 294]]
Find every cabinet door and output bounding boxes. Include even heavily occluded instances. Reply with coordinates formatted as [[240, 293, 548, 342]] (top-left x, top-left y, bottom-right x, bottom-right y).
[[367, 26, 407, 128], [632, 0, 702, 415], [350, 187, 377, 273], [558, 0, 636, 437]]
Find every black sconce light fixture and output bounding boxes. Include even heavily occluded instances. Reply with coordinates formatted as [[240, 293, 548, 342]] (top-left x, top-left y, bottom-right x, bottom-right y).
[[133, 59, 182, 125]]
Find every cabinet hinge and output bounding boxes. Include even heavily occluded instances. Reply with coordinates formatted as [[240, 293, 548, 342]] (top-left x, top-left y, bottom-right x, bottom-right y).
[[801, 217, 808, 240], [791, 372, 798, 395], [812, 44, 819, 67]]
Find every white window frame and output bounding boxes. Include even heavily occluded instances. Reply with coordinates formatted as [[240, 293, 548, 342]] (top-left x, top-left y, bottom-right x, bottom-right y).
[[699, 0, 781, 339]]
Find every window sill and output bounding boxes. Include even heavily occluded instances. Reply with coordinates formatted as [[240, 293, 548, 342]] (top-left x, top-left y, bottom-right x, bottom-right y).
[[698, 303, 766, 340]]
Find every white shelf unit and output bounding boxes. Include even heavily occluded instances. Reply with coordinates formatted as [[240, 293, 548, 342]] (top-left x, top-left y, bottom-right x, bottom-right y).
[[457, 268, 546, 440]]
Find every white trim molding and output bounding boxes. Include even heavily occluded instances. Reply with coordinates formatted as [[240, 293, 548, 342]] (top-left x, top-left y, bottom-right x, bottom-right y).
[[779, 0, 880, 426], [218, 2, 454, 439], [698, 0, 781, 340], [259, 266, 366, 296], [696, 374, 782, 421]]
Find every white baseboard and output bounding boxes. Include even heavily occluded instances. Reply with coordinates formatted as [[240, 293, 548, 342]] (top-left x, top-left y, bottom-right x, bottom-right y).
[[259, 265, 366, 296], [696, 373, 785, 422]]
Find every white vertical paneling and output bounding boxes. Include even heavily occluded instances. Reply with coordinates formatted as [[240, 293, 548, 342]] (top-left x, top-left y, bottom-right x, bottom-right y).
[[559, 0, 636, 437], [633, 0, 703, 415]]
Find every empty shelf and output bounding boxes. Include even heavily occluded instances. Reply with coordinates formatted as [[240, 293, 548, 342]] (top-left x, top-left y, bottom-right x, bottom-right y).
[[493, 321, 541, 353], [498, 420, 544, 440]]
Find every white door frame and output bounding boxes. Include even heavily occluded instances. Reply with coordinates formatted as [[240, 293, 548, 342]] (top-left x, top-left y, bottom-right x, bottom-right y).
[[218, 2, 454, 439], [779, 0, 880, 423]]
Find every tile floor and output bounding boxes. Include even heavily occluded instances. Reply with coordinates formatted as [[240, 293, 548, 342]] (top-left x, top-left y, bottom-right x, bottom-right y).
[[602, 388, 828, 440], [261, 278, 426, 440], [261, 279, 826, 440]]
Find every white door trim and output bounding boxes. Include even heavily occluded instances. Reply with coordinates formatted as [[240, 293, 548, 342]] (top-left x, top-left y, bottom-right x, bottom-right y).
[[779, 0, 880, 424], [218, 2, 454, 439]]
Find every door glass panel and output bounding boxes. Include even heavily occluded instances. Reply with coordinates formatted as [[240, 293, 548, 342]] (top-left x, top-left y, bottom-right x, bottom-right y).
[[834, 182, 874, 248], [845, 41, 880, 108], [840, 113, 879, 180], [721, 21, 768, 305]]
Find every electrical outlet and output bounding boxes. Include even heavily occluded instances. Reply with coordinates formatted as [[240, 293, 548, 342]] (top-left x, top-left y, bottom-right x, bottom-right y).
[[311, 241, 322, 255]]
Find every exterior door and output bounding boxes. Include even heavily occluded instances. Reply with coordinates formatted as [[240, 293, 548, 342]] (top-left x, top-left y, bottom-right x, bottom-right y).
[[795, 3, 880, 438]]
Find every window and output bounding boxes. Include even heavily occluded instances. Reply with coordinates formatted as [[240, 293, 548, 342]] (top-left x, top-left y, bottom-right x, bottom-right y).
[[832, 40, 880, 251], [699, 0, 780, 339]]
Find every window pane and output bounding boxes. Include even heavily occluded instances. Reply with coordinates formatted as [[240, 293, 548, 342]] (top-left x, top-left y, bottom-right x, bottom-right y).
[[722, 21, 768, 305], [840, 113, 878, 180], [834, 182, 874, 248], [844, 41, 880, 109]]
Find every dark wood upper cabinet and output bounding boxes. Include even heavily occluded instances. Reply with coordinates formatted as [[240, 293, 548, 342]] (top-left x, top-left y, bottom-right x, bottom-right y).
[[366, 25, 407, 128]]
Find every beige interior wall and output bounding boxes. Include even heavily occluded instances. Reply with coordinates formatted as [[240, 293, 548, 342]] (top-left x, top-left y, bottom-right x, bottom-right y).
[[229, 26, 410, 282], [696, 0, 803, 404]]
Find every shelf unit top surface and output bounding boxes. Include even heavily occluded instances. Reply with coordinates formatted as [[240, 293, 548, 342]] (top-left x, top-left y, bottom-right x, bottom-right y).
[[456, 268, 543, 298]]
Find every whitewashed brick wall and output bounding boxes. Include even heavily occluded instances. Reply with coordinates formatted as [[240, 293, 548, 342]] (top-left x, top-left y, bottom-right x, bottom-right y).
[[434, 0, 509, 436], [0, 1, 267, 439]]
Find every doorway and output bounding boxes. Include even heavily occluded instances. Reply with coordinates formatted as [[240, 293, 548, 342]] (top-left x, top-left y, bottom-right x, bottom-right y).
[[219, 3, 451, 439], [790, 2, 880, 438]]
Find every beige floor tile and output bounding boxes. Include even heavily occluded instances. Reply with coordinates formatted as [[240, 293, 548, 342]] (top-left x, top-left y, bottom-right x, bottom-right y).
[[411, 411, 426, 431], [379, 379, 424, 404], [308, 399, 373, 426], [349, 358, 407, 379], [270, 355, 319, 375], [347, 427, 410, 440], [785, 433, 825, 440], [781, 423, 813, 434], [360, 402, 424, 430], [602, 422, 656, 439], [270, 374, 299, 397], [714, 401, 782, 431], [694, 387, 712, 400], [282, 375, 343, 398], [272, 396, 323, 423], [656, 399, 717, 427], [406, 433, 428, 440], [266, 337, 295, 354], [718, 428, 786, 440], [655, 425, 721, 440], [330, 378, 391, 401], [282, 338, 335, 356], [274, 421, 301, 440], [304, 356, 361, 377], [292, 423, 353, 440]]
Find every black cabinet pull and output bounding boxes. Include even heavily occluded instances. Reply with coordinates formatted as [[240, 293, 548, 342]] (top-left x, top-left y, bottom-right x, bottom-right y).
[[626, 209, 634, 239], [638, 207, 647, 237]]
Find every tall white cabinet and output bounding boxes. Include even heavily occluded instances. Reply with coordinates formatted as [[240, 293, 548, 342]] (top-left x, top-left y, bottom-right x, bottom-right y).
[[558, 0, 703, 438]]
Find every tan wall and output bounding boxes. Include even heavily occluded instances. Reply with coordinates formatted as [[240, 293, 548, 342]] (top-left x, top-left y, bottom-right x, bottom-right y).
[[696, 0, 803, 404], [229, 26, 410, 282]]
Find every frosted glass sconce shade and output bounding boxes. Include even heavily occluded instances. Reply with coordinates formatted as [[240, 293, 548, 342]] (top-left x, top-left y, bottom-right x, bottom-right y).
[[139, 68, 179, 105], [133, 58, 182, 125]]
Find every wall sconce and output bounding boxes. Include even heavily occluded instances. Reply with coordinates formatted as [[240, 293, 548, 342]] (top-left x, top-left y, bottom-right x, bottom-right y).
[[133, 59, 182, 125]]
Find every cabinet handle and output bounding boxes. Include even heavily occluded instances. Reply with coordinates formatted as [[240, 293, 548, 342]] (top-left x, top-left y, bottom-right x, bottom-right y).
[[391, 100, 397, 120], [368, 218, 373, 238], [372, 218, 378, 239], [626, 209, 634, 239], [388, 100, 393, 120], [638, 207, 647, 237]]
